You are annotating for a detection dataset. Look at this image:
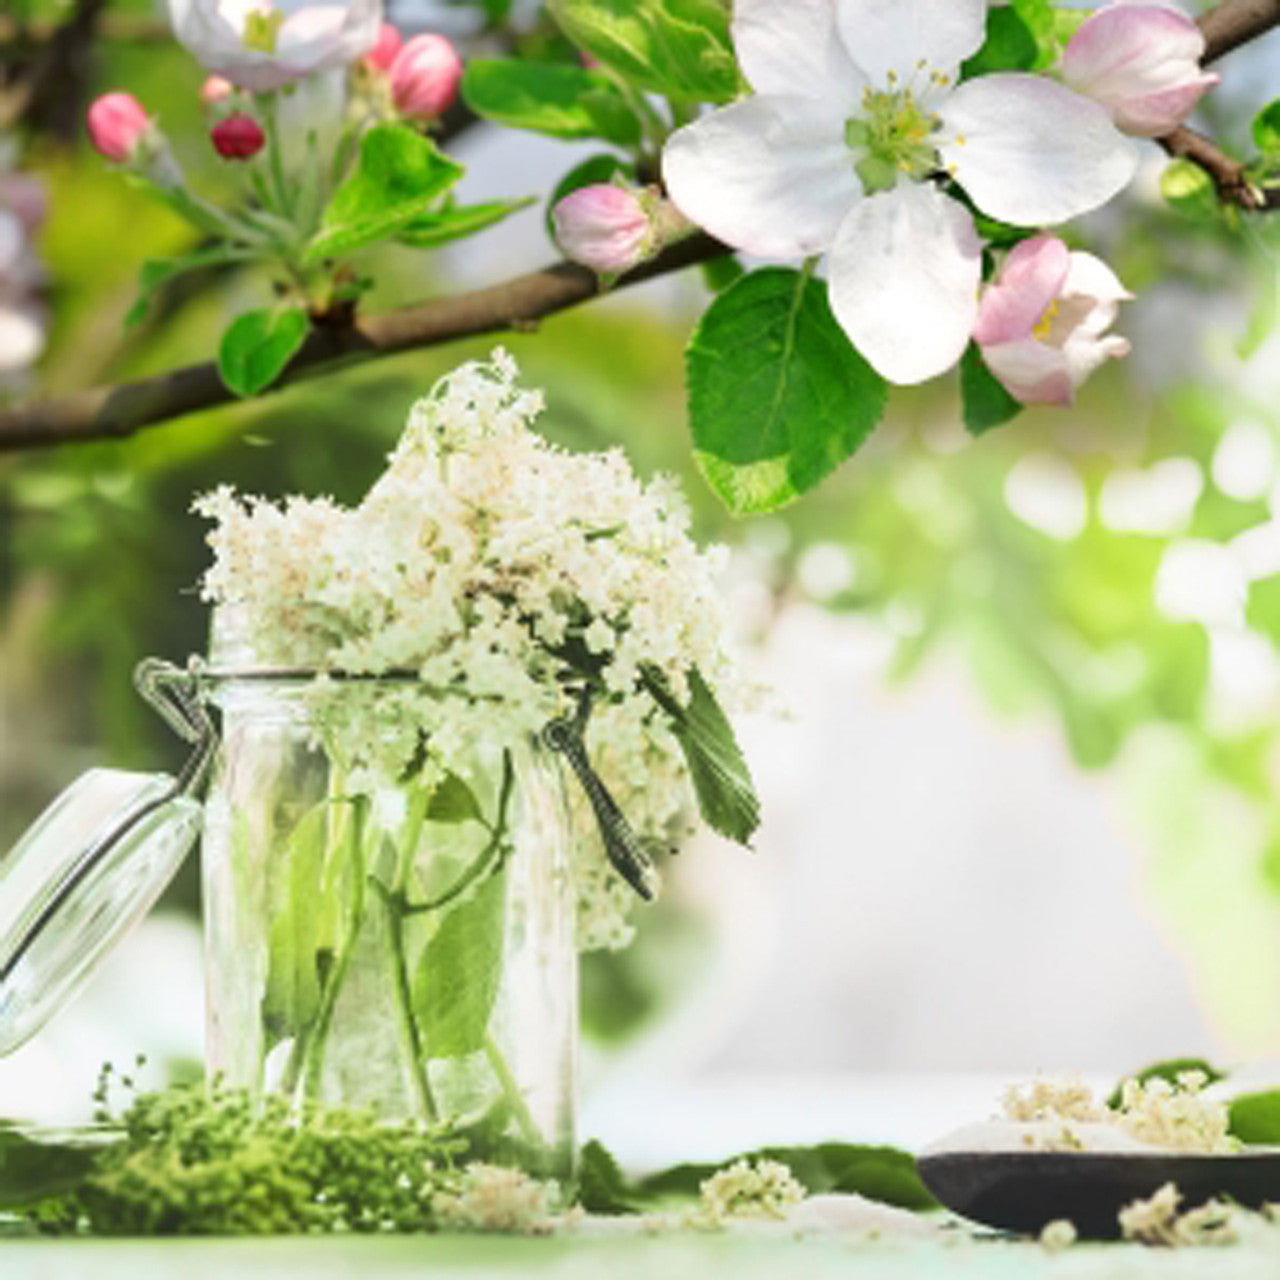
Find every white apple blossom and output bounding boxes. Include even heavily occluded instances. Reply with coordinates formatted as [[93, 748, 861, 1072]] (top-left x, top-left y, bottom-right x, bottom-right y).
[[974, 233, 1132, 406], [662, 0, 1138, 386], [167, 0, 381, 92]]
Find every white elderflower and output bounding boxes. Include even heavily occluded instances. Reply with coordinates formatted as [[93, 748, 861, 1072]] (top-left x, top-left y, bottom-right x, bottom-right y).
[[697, 1158, 806, 1225], [1114, 1072, 1236, 1155], [1119, 1182, 1237, 1248], [1002, 1078, 1105, 1124], [431, 1163, 557, 1235], [1039, 1219, 1077, 1253], [195, 351, 752, 950]]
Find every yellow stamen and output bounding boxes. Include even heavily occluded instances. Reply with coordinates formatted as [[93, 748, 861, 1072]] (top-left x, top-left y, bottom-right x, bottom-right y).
[[243, 7, 285, 53], [1033, 300, 1061, 341]]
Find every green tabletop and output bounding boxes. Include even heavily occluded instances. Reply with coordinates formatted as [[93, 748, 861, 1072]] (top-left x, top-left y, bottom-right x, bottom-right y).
[[6, 1228, 1280, 1279]]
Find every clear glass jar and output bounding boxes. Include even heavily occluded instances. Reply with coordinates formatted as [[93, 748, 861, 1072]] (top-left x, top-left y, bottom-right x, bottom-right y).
[[198, 648, 578, 1181]]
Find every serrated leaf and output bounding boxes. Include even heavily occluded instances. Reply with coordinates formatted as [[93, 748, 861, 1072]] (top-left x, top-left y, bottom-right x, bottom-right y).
[[960, 343, 1022, 436], [1253, 100, 1280, 155], [549, 0, 740, 103], [306, 124, 464, 262], [412, 871, 506, 1058], [641, 666, 759, 847], [1229, 1090, 1280, 1144], [217, 306, 310, 398], [425, 772, 484, 825], [126, 247, 253, 328], [461, 60, 640, 146], [397, 197, 534, 248], [686, 267, 886, 515], [961, 6, 1038, 78]]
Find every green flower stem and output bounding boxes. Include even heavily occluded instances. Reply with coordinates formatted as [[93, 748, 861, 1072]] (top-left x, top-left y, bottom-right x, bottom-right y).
[[375, 788, 438, 1122], [483, 1034, 540, 1149], [295, 796, 368, 1104], [256, 92, 295, 221]]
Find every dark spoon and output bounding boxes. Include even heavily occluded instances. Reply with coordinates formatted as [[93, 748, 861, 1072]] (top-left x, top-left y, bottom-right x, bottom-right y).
[[917, 1149, 1280, 1239]]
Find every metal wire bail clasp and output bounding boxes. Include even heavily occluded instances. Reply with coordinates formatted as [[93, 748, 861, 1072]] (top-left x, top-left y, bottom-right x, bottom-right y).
[[133, 657, 217, 795]]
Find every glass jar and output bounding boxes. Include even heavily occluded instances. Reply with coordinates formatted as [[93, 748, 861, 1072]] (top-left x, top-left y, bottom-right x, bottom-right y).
[[198, 638, 578, 1180]]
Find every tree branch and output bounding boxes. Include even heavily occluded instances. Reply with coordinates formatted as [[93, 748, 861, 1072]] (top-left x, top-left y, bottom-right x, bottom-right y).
[[1159, 125, 1280, 211], [0, 233, 726, 451], [1199, 0, 1280, 63]]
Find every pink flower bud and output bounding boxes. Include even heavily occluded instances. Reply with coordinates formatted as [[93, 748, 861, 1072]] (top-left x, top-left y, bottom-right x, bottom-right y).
[[200, 75, 235, 107], [366, 23, 403, 72], [974, 233, 1132, 406], [389, 33, 463, 121], [1060, 2, 1219, 137], [86, 92, 152, 163], [211, 114, 266, 161], [553, 185, 654, 276]]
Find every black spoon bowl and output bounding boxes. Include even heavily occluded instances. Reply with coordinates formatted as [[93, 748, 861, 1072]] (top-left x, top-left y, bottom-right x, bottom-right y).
[[917, 1149, 1280, 1239]]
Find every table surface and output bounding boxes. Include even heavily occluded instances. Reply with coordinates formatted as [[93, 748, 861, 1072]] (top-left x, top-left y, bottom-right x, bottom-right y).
[[6, 1228, 1280, 1280]]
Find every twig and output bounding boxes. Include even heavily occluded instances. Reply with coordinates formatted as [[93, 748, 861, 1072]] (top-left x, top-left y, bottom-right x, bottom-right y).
[[0, 233, 726, 450], [1159, 125, 1278, 211], [1199, 0, 1280, 63]]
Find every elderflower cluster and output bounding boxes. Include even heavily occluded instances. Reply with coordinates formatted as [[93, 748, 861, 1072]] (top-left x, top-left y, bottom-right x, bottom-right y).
[[1114, 1072, 1236, 1155], [1003, 1079, 1105, 1125], [195, 351, 745, 950], [695, 1159, 806, 1225], [1119, 1182, 1237, 1248], [431, 1163, 558, 1235]]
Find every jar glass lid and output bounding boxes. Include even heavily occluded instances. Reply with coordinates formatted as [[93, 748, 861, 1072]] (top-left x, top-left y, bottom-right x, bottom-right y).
[[0, 661, 213, 1057]]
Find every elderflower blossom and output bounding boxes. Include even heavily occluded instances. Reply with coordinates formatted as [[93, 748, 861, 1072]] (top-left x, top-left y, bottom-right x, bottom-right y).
[[195, 351, 747, 950], [1002, 1078, 1105, 1125], [431, 1163, 557, 1234], [1119, 1182, 1237, 1247], [1114, 1072, 1236, 1155], [696, 1159, 806, 1225], [1039, 1219, 1077, 1252]]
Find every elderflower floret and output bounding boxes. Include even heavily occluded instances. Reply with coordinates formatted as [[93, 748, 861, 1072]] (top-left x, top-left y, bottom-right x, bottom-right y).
[[194, 351, 750, 951], [696, 1158, 806, 1225], [431, 1163, 557, 1235], [1039, 1218, 1077, 1252], [1115, 1072, 1236, 1155], [1003, 1078, 1105, 1124], [1119, 1182, 1237, 1247]]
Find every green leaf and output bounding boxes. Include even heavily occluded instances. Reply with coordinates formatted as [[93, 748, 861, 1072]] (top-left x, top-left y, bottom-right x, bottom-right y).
[[960, 343, 1022, 436], [577, 1139, 641, 1214], [1107, 1058, 1230, 1111], [0, 1124, 105, 1209], [216, 306, 310, 398], [961, 5, 1038, 78], [1229, 1090, 1280, 1144], [686, 267, 886, 515], [397, 197, 534, 249], [640, 666, 759, 847], [550, 0, 740, 103], [1253, 100, 1280, 156], [260, 799, 355, 1044], [126, 247, 252, 328], [412, 871, 506, 1058], [461, 60, 640, 146], [545, 153, 636, 241], [1161, 158, 1219, 221], [425, 772, 484, 825], [638, 1143, 938, 1212], [306, 124, 465, 262]]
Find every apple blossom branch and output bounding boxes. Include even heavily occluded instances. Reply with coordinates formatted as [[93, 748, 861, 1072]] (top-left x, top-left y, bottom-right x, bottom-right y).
[[0, 232, 727, 450], [0, 0, 1277, 451], [1153, 0, 1280, 210]]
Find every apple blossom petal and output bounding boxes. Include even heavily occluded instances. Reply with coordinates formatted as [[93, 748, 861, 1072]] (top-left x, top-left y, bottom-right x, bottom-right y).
[[836, 0, 986, 85], [828, 181, 982, 385], [1109, 76, 1219, 137], [277, 7, 351, 64], [1063, 331, 1131, 393], [1061, 251, 1132, 338], [662, 96, 858, 259], [1062, 4, 1205, 101], [732, 0, 866, 104], [939, 74, 1138, 226], [982, 339, 1074, 405], [973, 234, 1071, 346]]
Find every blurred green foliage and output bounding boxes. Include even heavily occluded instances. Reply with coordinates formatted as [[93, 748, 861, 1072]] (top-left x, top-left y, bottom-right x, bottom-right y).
[[4, 0, 1280, 1054]]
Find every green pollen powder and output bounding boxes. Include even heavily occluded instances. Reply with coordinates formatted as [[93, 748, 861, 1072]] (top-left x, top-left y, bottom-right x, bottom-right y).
[[845, 84, 943, 194]]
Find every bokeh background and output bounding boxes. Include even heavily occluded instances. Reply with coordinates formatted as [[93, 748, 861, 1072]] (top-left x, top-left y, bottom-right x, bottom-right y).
[[3, 0, 1280, 1168]]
